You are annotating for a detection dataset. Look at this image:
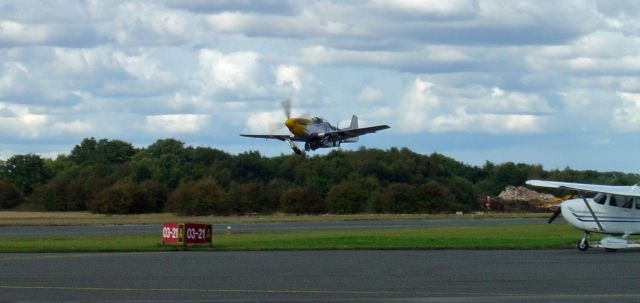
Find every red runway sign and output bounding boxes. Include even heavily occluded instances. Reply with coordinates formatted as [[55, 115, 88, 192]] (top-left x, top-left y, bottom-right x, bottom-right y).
[[161, 223, 212, 246], [184, 223, 212, 244], [161, 223, 183, 244]]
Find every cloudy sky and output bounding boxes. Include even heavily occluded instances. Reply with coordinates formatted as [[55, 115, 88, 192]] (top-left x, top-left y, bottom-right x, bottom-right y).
[[3, 0, 640, 172]]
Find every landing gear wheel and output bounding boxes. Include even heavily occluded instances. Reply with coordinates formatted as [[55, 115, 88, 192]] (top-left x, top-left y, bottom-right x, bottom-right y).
[[577, 239, 589, 251], [605, 248, 618, 253]]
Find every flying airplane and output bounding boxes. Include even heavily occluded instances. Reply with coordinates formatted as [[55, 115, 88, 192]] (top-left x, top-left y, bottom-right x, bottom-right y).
[[240, 100, 390, 155], [527, 179, 640, 252]]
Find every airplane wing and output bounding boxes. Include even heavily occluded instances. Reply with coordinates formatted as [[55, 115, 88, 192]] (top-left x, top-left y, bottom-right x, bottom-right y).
[[526, 180, 640, 197], [240, 134, 306, 142], [327, 125, 390, 141]]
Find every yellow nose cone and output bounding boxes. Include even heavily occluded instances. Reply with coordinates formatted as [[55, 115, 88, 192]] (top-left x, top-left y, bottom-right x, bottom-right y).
[[285, 118, 296, 131]]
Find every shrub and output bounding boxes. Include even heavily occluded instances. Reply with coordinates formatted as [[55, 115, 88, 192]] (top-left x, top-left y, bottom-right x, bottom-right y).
[[0, 178, 24, 209], [280, 187, 324, 214], [134, 180, 168, 213], [227, 181, 271, 214], [368, 183, 417, 213], [416, 180, 460, 213], [89, 181, 137, 214], [326, 180, 369, 214]]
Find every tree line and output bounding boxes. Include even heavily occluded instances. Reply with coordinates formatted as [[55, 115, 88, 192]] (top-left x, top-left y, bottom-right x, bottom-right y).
[[1, 137, 639, 215]]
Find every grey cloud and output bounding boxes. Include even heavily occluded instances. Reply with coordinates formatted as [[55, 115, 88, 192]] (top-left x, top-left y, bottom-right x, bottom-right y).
[[0, 107, 16, 117]]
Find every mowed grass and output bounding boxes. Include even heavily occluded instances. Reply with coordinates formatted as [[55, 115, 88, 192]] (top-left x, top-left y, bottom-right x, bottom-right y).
[[0, 224, 598, 253], [0, 211, 548, 226]]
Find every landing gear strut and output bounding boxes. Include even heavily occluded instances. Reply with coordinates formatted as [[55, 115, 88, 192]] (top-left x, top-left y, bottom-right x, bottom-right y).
[[577, 233, 590, 251], [285, 138, 302, 155]]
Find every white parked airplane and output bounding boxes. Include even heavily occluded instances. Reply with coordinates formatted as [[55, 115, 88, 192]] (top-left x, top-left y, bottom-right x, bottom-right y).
[[527, 180, 640, 252]]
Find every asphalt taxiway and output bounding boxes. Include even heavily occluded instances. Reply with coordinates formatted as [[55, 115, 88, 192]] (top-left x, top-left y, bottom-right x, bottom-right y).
[[0, 218, 547, 237], [1, 249, 639, 302]]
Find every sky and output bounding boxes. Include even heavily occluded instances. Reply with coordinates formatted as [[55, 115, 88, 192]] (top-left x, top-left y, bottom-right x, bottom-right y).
[[3, 0, 640, 172]]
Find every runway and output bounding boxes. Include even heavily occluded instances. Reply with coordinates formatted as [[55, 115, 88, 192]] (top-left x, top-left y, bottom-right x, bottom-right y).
[[0, 218, 547, 237], [1, 249, 639, 302]]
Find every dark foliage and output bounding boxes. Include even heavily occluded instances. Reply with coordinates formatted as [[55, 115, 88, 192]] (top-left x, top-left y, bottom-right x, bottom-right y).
[[4, 137, 639, 215], [280, 187, 324, 214], [0, 178, 24, 209], [166, 178, 229, 216]]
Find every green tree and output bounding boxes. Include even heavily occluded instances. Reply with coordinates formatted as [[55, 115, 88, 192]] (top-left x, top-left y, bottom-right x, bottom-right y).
[[89, 179, 167, 214], [0, 154, 50, 195], [166, 178, 229, 215]]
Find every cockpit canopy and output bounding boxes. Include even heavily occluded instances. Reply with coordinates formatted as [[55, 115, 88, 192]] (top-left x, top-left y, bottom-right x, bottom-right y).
[[593, 192, 640, 209], [311, 117, 329, 124]]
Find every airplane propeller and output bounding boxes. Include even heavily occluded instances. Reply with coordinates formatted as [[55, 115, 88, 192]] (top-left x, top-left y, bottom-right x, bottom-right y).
[[282, 99, 292, 119], [268, 98, 310, 135], [548, 206, 561, 224]]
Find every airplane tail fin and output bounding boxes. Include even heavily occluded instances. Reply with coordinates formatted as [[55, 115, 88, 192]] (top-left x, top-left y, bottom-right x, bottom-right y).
[[348, 115, 358, 130], [343, 115, 359, 143]]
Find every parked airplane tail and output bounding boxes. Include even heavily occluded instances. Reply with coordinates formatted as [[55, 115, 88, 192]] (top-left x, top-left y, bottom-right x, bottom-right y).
[[343, 115, 359, 143]]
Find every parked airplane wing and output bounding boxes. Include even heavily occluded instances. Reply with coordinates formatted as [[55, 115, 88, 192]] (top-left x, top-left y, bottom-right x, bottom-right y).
[[327, 125, 390, 141], [526, 180, 640, 197]]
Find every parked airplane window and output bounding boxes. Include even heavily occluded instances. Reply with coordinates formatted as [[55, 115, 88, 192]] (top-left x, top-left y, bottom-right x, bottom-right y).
[[622, 197, 633, 209], [593, 193, 606, 205], [609, 195, 617, 207]]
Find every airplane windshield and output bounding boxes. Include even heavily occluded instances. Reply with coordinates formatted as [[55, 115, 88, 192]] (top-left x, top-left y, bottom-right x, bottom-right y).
[[593, 193, 606, 205]]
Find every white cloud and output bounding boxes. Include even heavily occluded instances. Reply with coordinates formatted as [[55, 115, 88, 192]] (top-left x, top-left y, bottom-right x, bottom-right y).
[[0, 20, 50, 45], [472, 86, 552, 115], [613, 92, 640, 132], [198, 49, 265, 95], [373, 0, 478, 18], [357, 87, 383, 103], [274, 65, 303, 91], [244, 110, 286, 134], [205, 6, 365, 39], [396, 78, 547, 134], [51, 120, 94, 134], [431, 107, 543, 134], [144, 114, 209, 133], [397, 77, 439, 133], [50, 47, 179, 98], [104, 2, 192, 46], [0, 103, 48, 138]]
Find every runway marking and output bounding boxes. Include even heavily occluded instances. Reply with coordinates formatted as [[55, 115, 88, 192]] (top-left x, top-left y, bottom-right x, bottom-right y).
[[0, 285, 404, 296]]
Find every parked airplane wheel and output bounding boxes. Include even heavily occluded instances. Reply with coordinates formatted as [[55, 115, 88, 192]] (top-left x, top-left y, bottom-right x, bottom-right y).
[[605, 248, 618, 253], [577, 239, 589, 251]]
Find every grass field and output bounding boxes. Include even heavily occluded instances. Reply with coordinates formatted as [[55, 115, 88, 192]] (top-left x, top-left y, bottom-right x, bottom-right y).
[[0, 211, 549, 226], [0, 224, 599, 253]]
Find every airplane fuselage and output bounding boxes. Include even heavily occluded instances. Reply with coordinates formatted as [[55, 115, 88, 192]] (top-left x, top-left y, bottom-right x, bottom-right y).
[[561, 196, 640, 235], [285, 117, 337, 137]]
